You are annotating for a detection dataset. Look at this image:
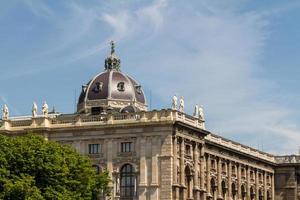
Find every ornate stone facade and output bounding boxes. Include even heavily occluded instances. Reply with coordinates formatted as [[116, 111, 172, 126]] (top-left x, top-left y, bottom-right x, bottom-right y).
[[0, 43, 299, 200], [0, 109, 286, 200]]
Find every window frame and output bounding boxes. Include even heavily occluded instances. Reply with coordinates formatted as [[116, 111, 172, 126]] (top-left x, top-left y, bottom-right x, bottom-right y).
[[120, 164, 135, 198], [88, 143, 101, 154], [121, 142, 133, 153]]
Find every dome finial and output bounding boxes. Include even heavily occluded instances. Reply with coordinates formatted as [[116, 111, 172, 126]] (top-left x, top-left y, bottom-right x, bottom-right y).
[[105, 40, 121, 71], [110, 40, 115, 54]]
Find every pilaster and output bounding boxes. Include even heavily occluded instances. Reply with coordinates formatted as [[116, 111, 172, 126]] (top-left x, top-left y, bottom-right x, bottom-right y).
[[217, 157, 222, 199], [228, 161, 232, 200], [206, 154, 211, 197]]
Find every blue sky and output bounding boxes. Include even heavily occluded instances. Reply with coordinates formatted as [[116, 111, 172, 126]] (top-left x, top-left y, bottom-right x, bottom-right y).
[[1, 0, 300, 154]]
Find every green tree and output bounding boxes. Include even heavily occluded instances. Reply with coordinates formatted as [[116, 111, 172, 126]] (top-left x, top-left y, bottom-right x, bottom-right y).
[[0, 134, 110, 200]]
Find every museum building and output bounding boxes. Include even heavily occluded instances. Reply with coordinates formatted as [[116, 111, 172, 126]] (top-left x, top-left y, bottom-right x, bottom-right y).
[[1, 42, 299, 200]]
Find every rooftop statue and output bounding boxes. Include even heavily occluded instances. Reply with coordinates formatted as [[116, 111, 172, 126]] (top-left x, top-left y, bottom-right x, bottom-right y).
[[194, 104, 199, 117], [172, 95, 178, 110], [42, 101, 49, 117], [199, 105, 204, 120], [2, 104, 9, 120], [32, 102, 38, 118], [179, 96, 184, 112]]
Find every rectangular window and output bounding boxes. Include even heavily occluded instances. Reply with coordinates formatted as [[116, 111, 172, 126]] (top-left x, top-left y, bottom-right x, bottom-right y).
[[89, 144, 101, 154], [121, 142, 133, 153]]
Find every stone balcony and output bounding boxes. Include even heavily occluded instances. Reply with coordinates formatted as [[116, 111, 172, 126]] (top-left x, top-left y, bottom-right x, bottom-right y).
[[0, 109, 205, 132]]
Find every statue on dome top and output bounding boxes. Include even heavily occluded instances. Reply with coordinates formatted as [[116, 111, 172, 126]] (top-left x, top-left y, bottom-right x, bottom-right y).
[[2, 104, 9, 120], [105, 40, 121, 71]]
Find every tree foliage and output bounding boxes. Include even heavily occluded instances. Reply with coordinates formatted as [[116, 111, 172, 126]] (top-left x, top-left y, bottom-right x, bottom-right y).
[[0, 133, 110, 200]]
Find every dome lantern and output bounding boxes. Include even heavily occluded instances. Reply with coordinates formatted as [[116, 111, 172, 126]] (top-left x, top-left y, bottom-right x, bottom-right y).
[[104, 41, 121, 71]]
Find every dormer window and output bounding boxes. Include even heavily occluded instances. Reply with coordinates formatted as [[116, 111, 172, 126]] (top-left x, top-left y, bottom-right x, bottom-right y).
[[93, 82, 103, 93], [135, 85, 142, 94], [82, 85, 87, 93], [117, 82, 125, 92]]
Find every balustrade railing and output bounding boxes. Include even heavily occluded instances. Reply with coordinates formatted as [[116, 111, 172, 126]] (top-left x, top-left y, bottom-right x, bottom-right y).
[[0, 109, 205, 131], [275, 155, 300, 164], [205, 134, 275, 163]]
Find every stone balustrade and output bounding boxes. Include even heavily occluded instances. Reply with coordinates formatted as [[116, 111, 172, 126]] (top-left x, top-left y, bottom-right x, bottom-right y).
[[205, 134, 276, 163], [0, 109, 205, 132], [275, 155, 300, 164], [0, 109, 277, 164]]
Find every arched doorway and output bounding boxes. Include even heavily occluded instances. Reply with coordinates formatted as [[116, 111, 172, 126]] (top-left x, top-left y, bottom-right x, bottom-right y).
[[185, 166, 193, 199], [241, 185, 246, 200], [231, 183, 237, 200], [221, 180, 227, 200], [250, 186, 255, 200], [120, 164, 135, 200], [259, 188, 263, 200], [211, 178, 217, 200]]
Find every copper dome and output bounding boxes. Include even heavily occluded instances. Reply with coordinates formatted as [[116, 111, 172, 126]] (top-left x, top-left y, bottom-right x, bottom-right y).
[[77, 41, 147, 114]]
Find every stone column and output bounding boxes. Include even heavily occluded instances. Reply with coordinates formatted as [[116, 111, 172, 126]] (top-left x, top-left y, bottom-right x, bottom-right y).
[[228, 161, 232, 200], [107, 139, 114, 192], [263, 172, 267, 200], [255, 170, 259, 200], [138, 137, 147, 200], [217, 157, 222, 199], [200, 145, 206, 200], [194, 143, 200, 200], [151, 137, 159, 200], [247, 167, 251, 200], [173, 136, 179, 200], [180, 138, 185, 186], [173, 136, 178, 184], [237, 164, 241, 199], [206, 154, 212, 197], [271, 174, 275, 200], [160, 134, 173, 200], [200, 144, 205, 189], [114, 173, 120, 199]]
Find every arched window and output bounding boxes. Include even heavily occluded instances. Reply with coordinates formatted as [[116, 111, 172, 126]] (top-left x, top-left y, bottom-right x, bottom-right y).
[[222, 163, 226, 173], [120, 164, 135, 199], [231, 183, 237, 199], [211, 178, 217, 198], [221, 180, 227, 198], [211, 160, 216, 169], [232, 165, 236, 175], [241, 168, 245, 177], [250, 187, 255, 200], [241, 185, 246, 200], [259, 188, 263, 200]]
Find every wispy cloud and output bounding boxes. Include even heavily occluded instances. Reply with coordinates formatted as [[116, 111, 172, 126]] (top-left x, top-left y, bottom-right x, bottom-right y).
[[95, 0, 300, 154], [1, 0, 299, 154]]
